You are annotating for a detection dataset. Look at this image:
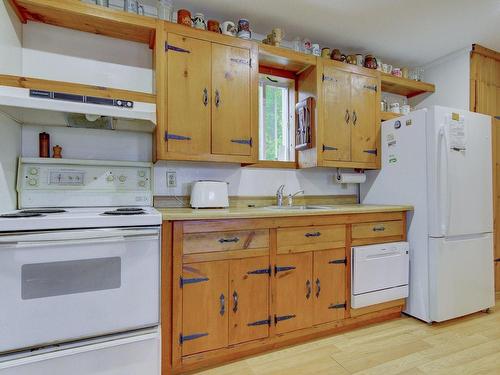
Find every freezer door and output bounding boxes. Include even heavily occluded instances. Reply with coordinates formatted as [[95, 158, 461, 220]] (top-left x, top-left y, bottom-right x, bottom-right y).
[[429, 234, 495, 322], [427, 107, 493, 237]]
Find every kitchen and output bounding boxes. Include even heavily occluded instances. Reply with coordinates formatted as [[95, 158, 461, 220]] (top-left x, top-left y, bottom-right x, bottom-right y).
[[0, 0, 499, 374]]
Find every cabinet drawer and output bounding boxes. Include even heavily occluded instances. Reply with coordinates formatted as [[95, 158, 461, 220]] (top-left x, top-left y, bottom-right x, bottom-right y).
[[277, 225, 345, 254], [183, 230, 269, 255], [351, 221, 404, 240]]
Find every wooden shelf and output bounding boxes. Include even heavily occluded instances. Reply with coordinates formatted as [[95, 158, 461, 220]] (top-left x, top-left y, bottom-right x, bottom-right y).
[[259, 44, 316, 74], [0, 74, 156, 103], [381, 111, 401, 121], [8, 0, 157, 47], [381, 73, 435, 98]]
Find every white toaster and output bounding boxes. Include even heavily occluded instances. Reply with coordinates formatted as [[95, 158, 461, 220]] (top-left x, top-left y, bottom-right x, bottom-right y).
[[190, 180, 229, 208]]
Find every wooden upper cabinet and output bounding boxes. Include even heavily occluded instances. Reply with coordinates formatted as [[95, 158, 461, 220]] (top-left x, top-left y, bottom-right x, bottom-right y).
[[166, 34, 211, 155], [313, 249, 346, 325], [229, 256, 270, 345], [181, 261, 228, 356], [211, 43, 252, 156], [351, 74, 379, 163], [322, 66, 351, 161], [275, 253, 313, 334]]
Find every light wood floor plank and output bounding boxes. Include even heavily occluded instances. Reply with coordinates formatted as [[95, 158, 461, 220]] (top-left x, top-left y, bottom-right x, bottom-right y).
[[193, 299, 499, 375]]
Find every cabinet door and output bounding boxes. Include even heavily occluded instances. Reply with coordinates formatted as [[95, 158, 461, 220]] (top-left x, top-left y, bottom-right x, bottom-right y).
[[275, 253, 313, 334], [167, 34, 211, 155], [229, 256, 270, 345], [211, 43, 252, 156], [322, 66, 351, 161], [181, 261, 228, 356], [350, 74, 379, 163], [313, 249, 347, 325]]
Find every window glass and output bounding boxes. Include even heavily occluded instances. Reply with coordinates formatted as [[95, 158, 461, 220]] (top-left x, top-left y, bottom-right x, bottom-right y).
[[259, 76, 295, 161]]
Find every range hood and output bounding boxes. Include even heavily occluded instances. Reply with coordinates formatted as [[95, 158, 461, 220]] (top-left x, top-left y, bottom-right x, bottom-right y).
[[0, 85, 156, 132]]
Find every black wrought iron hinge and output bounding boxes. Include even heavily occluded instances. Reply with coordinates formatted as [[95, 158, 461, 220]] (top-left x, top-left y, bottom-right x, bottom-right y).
[[230, 138, 252, 147], [179, 332, 208, 345], [363, 84, 378, 92], [328, 302, 347, 310], [322, 74, 335, 82], [363, 149, 378, 155], [329, 257, 347, 265], [165, 43, 190, 53], [274, 314, 296, 324], [323, 144, 338, 151], [165, 132, 192, 141], [247, 266, 272, 276], [179, 276, 209, 288], [248, 316, 271, 327], [274, 265, 296, 275]]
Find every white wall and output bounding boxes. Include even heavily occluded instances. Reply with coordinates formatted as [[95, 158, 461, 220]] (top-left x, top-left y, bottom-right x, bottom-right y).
[[0, 0, 22, 75], [154, 161, 356, 196], [22, 23, 153, 93], [21, 125, 152, 162], [411, 47, 471, 110], [0, 113, 21, 211]]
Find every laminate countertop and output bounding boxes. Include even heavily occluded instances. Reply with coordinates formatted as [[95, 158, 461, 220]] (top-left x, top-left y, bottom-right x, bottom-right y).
[[158, 204, 413, 221]]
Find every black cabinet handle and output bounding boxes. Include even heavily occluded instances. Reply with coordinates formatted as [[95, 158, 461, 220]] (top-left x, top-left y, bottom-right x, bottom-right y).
[[215, 89, 221, 107], [218, 237, 239, 243], [202, 88, 208, 106], [345, 109, 350, 124], [232, 290, 238, 313], [305, 232, 321, 238], [315, 278, 321, 298], [373, 226, 386, 232], [219, 293, 225, 316], [352, 110, 357, 126], [306, 279, 312, 299]]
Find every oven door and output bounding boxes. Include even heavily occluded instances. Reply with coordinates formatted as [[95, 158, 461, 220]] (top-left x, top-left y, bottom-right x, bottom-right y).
[[0, 227, 160, 354]]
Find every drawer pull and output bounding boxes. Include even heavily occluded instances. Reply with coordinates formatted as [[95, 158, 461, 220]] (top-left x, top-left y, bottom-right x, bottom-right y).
[[274, 265, 296, 274], [274, 314, 296, 324], [306, 279, 312, 299], [305, 232, 321, 238], [218, 237, 239, 243], [232, 290, 238, 313], [219, 293, 225, 316], [372, 226, 386, 232], [315, 278, 321, 298]]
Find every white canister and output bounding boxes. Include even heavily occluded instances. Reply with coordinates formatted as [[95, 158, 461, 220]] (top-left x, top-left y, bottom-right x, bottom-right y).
[[157, 0, 173, 21], [389, 102, 400, 114], [401, 104, 411, 115]]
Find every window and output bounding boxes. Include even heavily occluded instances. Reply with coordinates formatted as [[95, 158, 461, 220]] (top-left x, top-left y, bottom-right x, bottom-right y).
[[259, 75, 295, 162]]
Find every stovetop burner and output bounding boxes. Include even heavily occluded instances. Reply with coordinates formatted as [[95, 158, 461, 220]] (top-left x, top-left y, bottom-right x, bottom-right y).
[[0, 212, 45, 218], [102, 208, 146, 216], [20, 209, 67, 214]]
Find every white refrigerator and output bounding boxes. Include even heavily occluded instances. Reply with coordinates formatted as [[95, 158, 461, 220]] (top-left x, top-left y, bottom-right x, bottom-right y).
[[361, 106, 495, 322]]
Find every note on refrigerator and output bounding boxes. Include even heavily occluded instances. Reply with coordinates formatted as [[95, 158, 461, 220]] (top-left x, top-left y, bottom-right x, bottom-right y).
[[448, 113, 466, 151]]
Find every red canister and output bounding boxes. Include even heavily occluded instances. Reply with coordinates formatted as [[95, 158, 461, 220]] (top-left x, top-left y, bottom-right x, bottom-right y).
[[39, 132, 50, 158], [177, 9, 192, 27]]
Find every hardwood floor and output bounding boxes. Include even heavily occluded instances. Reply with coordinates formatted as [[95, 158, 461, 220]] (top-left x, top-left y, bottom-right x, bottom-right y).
[[193, 298, 500, 374]]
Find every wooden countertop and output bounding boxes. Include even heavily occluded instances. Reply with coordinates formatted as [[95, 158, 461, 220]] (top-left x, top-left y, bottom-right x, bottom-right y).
[[158, 204, 413, 221]]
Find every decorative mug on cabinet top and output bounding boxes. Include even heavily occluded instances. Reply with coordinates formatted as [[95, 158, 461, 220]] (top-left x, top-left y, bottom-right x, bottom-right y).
[[177, 9, 192, 27], [192, 13, 206, 30], [221, 21, 237, 36]]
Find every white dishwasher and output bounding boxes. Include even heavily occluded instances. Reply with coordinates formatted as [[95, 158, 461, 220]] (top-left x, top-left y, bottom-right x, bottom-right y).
[[351, 242, 409, 308]]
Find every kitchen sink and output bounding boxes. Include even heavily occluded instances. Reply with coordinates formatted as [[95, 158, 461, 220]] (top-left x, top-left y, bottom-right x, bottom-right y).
[[263, 205, 330, 210]]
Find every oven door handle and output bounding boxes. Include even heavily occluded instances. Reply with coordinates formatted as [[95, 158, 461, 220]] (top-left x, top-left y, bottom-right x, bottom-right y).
[[0, 228, 160, 247]]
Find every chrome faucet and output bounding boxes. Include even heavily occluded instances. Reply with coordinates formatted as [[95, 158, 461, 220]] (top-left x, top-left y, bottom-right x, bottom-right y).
[[276, 184, 286, 207], [288, 190, 305, 207]]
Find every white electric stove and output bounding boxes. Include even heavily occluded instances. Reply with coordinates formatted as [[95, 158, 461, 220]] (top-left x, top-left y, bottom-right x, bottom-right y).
[[0, 158, 161, 375]]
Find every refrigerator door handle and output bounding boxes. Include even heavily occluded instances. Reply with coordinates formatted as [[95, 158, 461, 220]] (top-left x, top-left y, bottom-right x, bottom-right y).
[[438, 126, 451, 235]]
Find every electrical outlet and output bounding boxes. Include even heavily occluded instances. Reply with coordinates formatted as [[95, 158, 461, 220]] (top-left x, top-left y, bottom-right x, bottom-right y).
[[166, 171, 177, 188]]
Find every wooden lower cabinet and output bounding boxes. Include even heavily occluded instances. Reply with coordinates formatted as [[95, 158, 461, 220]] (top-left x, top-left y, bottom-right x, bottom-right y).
[[181, 261, 228, 356], [167, 211, 408, 374], [275, 253, 313, 334], [229, 256, 270, 345], [313, 249, 347, 325]]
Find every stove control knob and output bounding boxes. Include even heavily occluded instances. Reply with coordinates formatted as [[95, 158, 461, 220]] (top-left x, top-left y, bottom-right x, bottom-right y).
[[138, 180, 146, 187], [119, 175, 127, 182], [138, 170, 146, 178], [106, 175, 115, 182], [29, 168, 38, 175], [28, 178, 38, 186]]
